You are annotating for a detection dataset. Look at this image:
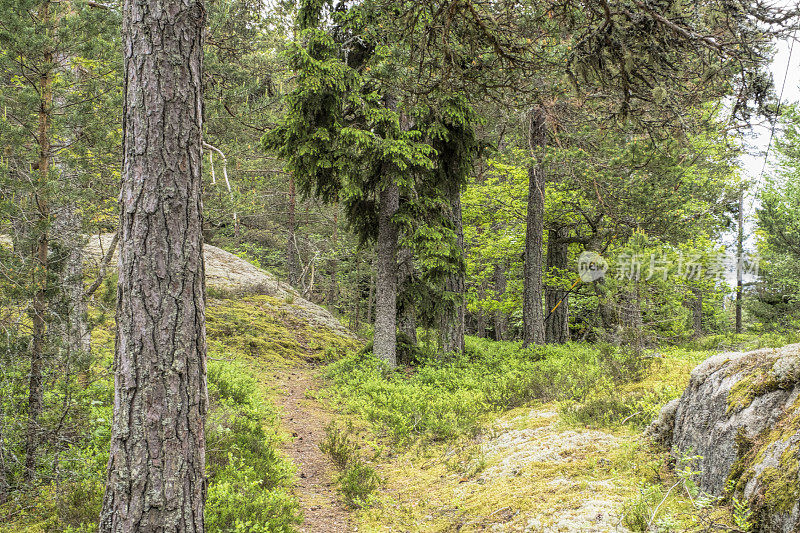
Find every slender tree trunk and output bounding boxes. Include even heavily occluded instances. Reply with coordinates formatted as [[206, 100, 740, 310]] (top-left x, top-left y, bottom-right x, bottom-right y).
[[736, 190, 743, 334], [493, 263, 508, 341], [25, 0, 53, 480], [545, 228, 570, 344], [0, 401, 7, 505], [366, 267, 374, 325], [475, 279, 487, 338], [287, 173, 300, 286], [441, 180, 465, 354], [373, 181, 399, 367], [327, 207, 339, 306], [351, 254, 361, 331], [619, 283, 644, 353], [691, 286, 703, 337], [52, 201, 90, 357], [99, 0, 207, 529], [522, 107, 546, 347], [397, 244, 417, 364]]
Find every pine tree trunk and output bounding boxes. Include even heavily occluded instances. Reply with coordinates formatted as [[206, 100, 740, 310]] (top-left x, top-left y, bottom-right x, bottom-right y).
[[493, 264, 508, 341], [545, 228, 570, 344], [99, 0, 207, 529], [25, 0, 53, 481], [441, 180, 465, 354], [522, 107, 546, 347], [287, 173, 300, 286], [373, 181, 399, 367]]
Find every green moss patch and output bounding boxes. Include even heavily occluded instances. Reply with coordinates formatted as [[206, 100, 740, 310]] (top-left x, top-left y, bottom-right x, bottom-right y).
[[729, 397, 800, 518], [206, 296, 359, 366]]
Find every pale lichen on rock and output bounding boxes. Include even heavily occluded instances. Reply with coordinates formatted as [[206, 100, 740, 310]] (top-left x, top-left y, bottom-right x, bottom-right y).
[[647, 344, 800, 532]]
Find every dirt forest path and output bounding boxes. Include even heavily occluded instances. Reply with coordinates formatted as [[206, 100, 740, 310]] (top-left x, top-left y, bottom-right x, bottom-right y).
[[274, 367, 355, 533]]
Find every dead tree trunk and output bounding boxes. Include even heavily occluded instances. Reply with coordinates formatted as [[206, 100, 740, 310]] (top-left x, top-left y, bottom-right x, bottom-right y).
[[99, 0, 208, 529], [545, 228, 570, 344], [522, 107, 546, 347], [373, 181, 399, 367]]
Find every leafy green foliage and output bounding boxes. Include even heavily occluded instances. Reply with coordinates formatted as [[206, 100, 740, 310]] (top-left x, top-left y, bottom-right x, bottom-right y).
[[753, 106, 800, 330], [325, 336, 655, 442], [205, 363, 301, 532]]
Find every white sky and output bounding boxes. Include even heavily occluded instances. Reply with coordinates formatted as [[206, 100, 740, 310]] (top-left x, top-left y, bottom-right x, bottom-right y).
[[725, 11, 799, 285]]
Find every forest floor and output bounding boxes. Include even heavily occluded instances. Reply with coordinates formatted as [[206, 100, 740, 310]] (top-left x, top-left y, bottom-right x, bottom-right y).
[[273, 367, 354, 532], [264, 361, 648, 532]]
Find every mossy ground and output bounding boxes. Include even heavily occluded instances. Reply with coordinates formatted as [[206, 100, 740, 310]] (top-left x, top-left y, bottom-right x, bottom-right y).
[[206, 295, 359, 368], [329, 345, 744, 532], [5, 284, 796, 533]]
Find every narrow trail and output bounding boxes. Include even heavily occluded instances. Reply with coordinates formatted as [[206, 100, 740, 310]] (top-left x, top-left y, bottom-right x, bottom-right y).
[[274, 367, 354, 533]]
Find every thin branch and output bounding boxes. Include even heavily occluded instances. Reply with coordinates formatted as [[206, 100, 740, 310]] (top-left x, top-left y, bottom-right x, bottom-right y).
[[83, 232, 118, 300]]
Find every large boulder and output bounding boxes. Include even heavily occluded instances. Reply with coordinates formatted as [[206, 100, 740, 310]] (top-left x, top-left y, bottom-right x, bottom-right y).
[[84, 233, 354, 338], [647, 344, 800, 532]]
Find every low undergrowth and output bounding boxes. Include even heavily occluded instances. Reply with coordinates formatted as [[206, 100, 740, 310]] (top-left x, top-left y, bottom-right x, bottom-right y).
[[324, 336, 674, 443], [205, 360, 301, 533], [319, 422, 381, 509], [0, 298, 310, 533]]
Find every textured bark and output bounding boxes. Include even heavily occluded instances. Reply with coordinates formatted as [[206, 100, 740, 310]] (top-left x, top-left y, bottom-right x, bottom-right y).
[[287, 173, 300, 287], [522, 108, 546, 347], [493, 264, 508, 341], [373, 181, 399, 367], [25, 0, 53, 481], [441, 180, 465, 354], [397, 244, 417, 365], [99, 0, 208, 529], [545, 228, 570, 344]]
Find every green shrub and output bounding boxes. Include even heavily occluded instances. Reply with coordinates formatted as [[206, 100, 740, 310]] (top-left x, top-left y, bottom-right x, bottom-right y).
[[318, 423, 380, 508], [325, 337, 647, 442], [337, 460, 380, 509], [561, 386, 680, 429], [319, 422, 358, 469], [205, 360, 299, 532], [206, 458, 302, 533]]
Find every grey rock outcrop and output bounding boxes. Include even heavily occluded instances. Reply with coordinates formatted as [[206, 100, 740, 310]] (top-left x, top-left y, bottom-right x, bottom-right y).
[[647, 344, 800, 532], [84, 233, 354, 338]]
